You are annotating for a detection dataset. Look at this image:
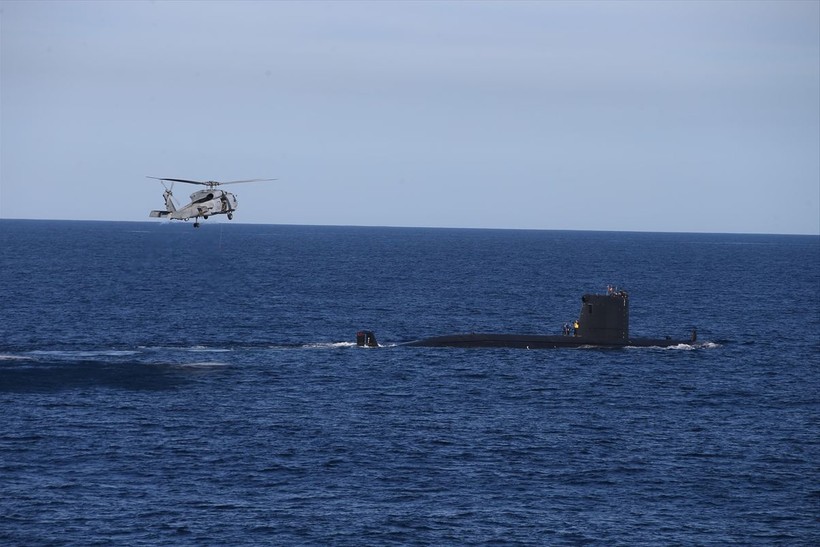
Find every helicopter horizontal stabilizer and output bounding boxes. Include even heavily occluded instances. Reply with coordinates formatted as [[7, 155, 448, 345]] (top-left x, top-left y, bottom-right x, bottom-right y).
[[149, 210, 170, 218]]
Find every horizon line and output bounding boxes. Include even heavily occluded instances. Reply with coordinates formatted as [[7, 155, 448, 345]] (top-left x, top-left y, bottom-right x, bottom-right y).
[[1, 217, 818, 237]]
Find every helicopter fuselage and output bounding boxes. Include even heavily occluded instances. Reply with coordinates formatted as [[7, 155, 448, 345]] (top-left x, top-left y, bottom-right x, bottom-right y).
[[150, 188, 238, 225], [180, 188, 238, 218]]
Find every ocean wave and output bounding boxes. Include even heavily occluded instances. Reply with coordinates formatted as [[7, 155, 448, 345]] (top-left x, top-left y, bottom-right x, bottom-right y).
[[138, 345, 233, 353], [173, 361, 231, 369], [27, 349, 140, 358], [186, 346, 232, 353]]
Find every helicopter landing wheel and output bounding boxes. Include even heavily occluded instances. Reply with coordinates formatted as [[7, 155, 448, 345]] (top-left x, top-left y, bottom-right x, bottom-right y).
[[228, 213, 233, 220], [194, 221, 200, 228]]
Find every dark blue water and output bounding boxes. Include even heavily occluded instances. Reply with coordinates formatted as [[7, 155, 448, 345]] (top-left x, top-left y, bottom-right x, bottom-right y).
[[1, 220, 818, 545]]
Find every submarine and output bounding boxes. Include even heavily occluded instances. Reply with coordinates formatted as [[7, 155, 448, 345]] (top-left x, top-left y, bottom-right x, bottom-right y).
[[356, 288, 696, 349]]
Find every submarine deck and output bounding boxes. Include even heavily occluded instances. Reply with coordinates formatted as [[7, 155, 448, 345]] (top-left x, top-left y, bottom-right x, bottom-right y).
[[403, 333, 690, 349]]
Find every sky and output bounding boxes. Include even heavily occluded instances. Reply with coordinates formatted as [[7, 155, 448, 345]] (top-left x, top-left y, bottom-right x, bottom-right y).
[[1, 0, 818, 234]]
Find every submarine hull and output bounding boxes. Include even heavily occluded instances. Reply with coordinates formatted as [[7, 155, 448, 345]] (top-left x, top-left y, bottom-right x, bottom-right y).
[[356, 290, 696, 349], [403, 333, 691, 349]]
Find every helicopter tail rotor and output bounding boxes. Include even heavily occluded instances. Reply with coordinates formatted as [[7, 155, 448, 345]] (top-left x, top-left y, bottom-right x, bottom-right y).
[[163, 189, 178, 213], [147, 188, 177, 217]]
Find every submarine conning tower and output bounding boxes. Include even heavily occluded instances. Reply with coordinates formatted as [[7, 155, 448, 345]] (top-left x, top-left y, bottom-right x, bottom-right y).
[[576, 289, 629, 342]]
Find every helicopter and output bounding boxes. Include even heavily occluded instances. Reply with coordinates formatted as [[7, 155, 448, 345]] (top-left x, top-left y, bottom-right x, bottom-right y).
[[148, 177, 275, 227]]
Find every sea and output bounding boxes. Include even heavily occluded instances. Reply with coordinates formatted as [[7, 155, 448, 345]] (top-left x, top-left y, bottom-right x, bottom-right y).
[[1, 219, 818, 545]]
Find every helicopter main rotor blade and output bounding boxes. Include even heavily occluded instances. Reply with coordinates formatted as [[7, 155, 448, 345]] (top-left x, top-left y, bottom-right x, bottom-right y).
[[218, 178, 277, 185], [147, 176, 209, 185], [147, 176, 276, 186]]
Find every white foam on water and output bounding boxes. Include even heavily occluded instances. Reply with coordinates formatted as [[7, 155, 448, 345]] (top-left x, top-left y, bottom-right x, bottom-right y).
[[301, 341, 357, 349], [0, 354, 34, 361], [662, 341, 721, 350], [664, 343, 696, 351], [624, 341, 719, 351], [140, 345, 232, 353]]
